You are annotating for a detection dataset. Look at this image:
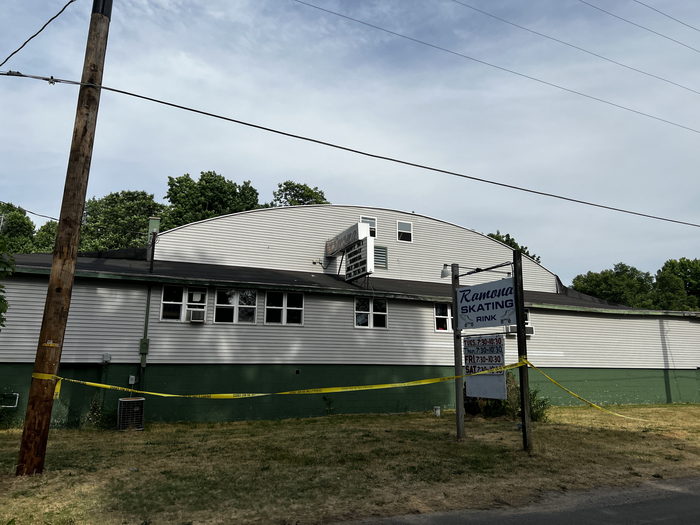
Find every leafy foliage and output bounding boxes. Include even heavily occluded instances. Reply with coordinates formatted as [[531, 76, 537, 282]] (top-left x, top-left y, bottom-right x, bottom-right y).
[[162, 171, 259, 230], [270, 180, 329, 207], [464, 372, 550, 422], [80, 191, 166, 252], [487, 230, 541, 263], [32, 220, 58, 253], [572, 263, 655, 308], [653, 258, 700, 311], [0, 202, 35, 254], [0, 236, 13, 327], [572, 259, 700, 311]]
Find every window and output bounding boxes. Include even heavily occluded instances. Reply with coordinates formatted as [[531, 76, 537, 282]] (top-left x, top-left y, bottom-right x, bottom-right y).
[[397, 221, 413, 242], [360, 216, 377, 237], [161, 285, 207, 321], [355, 297, 388, 328], [215, 289, 257, 324], [434, 303, 452, 331], [374, 246, 388, 269], [265, 291, 304, 325]]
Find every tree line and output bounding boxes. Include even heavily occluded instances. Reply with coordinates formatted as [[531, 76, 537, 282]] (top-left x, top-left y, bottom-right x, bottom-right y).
[[0, 172, 328, 254]]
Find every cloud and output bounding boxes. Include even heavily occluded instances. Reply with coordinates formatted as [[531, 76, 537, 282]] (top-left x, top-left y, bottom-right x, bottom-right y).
[[1, 0, 698, 284]]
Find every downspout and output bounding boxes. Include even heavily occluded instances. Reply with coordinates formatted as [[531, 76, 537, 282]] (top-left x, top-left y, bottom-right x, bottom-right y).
[[139, 217, 160, 387]]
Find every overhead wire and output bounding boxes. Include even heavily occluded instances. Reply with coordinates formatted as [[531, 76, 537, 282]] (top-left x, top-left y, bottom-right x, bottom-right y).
[[290, 1, 700, 137], [0, 200, 58, 222], [2, 71, 698, 229], [577, 0, 700, 54], [630, 0, 700, 33], [450, 0, 700, 97], [0, 0, 78, 68]]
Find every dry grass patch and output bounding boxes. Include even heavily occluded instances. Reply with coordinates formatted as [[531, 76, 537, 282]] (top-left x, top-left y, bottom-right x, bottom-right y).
[[1, 405, 699, 524]]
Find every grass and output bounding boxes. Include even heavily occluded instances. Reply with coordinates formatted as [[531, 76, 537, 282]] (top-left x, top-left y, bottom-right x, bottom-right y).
[[1, 405, 699, 524]]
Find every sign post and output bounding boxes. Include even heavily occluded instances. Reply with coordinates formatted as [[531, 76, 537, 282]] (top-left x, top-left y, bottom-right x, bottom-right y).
[[451, 257, 532, 452], [513, 251, 533, 453], [450, 264, 465, 441]]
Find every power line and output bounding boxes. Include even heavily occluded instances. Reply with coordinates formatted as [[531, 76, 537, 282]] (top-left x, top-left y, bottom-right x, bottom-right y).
[[0, 0, 78, 68], [451, 0, 700, 97], [290, 1, 700, 137], [0, 200, 58, 221], [630, 0, 700, 33], [2, 71, 699, 229], [577, 0, 700, 54]]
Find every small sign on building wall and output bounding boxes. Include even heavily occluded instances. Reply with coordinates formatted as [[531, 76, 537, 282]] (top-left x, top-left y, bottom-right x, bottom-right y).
[[464, 334, 506, 400], [456, 277, 514, 330]]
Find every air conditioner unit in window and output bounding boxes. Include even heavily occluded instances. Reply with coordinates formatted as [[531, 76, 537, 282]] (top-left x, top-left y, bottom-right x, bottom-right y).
[[187, 309, 205, 323]]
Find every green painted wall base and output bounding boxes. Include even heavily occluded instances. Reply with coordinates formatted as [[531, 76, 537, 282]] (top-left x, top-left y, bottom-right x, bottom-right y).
[[1, 363, 698, 427], [527, 367, 700, 406]]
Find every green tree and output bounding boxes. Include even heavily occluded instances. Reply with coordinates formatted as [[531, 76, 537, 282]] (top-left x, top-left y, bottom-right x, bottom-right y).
[[571, 263, 656, 308], [487, 230, 540, 263], [653, 258, 700, 311], [0, 236, 13, 327], [80, 191, 166, 252], [162, 171, 259, 229], [270, 181, 329, 207], [0, 202, 35, 254], [32, 220, 58, 253]]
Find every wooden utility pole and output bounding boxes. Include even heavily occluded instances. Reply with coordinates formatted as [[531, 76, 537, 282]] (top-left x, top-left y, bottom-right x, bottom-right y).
[[16, 0, 112, 476], [451, 263, 465, 441], [513, 251, 533, 453]]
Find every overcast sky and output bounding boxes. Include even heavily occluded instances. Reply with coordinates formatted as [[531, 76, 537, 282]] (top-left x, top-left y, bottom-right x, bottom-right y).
[[1, 0, 698, 284]]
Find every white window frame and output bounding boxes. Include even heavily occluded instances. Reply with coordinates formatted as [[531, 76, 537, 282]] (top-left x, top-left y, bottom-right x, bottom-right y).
[[397, 220, 413, 243], [354, 297, 388, 329], [264, 291, 304, 326], [434, 303, 452, 332], [160, 285, 207, 322], [214, 288, 257, 324], [360, 215, 377, 237]]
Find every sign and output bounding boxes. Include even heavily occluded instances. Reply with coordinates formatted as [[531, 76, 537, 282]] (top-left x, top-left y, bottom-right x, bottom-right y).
[[456, 277, 515, 330], [345, 237, 375, 281], [464, 334, 506, 400], [325, 223, 370, 257]]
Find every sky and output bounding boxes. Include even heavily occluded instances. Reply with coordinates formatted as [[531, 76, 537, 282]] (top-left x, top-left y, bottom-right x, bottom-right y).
[[1, 0, 698, 285]]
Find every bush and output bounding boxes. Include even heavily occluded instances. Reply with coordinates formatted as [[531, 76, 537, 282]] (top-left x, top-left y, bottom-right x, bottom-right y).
[[464, 372, 550, 422]]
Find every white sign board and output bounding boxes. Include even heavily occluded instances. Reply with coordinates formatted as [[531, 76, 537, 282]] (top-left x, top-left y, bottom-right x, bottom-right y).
[[325, 223, 370, 257], [464, 334, 506, 400], [345, 237, 375, 281], [456, 277, 515, 330]]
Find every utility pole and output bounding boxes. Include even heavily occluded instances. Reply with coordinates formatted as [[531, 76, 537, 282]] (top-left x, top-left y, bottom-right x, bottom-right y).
[[16, 0, 112, 476], [451, 263, 465, 441], [513, 251, 533, 453]]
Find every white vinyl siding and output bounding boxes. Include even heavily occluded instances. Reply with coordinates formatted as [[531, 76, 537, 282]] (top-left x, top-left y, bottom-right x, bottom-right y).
[[0, 277, 146, 363], [145, 294, 456, 365], [2, 278, 698, 371], [523, 310, 700, 370], [154, 205, 558, 292]]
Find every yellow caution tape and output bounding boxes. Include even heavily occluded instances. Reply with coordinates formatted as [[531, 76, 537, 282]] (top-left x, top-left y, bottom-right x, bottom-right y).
[[522, 358, 648, 422], [31, 361, 527, 400], [54, 379, 62, 400], [34, 359, 647, 422]]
